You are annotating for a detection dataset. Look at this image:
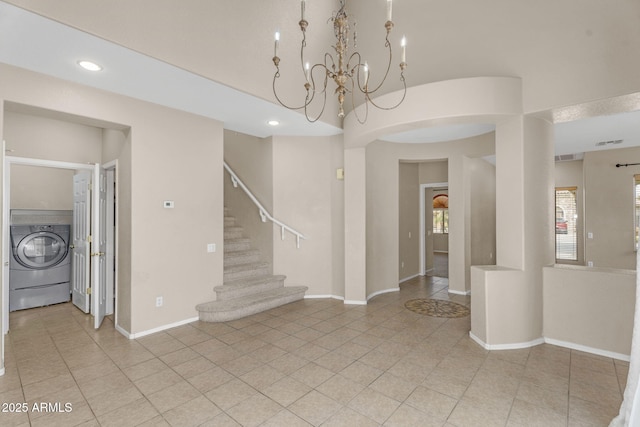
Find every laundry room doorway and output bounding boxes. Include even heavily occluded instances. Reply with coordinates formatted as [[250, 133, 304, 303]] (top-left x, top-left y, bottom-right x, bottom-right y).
[[2, 156, 116, 333]]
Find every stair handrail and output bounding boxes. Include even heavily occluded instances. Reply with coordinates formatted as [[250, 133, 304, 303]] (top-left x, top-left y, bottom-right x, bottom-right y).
[[224, 161, 307, 248]]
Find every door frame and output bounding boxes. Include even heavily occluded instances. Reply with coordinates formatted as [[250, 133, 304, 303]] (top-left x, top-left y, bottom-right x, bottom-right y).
[[2, 156, 110, 333], [102, 160, 117, 324], [419, 182, 448, 276]]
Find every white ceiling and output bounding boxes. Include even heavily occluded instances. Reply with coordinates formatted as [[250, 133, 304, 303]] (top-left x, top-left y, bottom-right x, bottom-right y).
[[1, 0, 639, 156]]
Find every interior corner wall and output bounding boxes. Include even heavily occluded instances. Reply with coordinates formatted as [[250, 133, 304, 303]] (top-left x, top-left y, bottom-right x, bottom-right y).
[[271, 135, 344, 297], [102, 128, 127, 163], [583, 146, 640, 270], [223, 130, 274, 272], [470, 158, 497, 268], [399, 162, 420, 280]]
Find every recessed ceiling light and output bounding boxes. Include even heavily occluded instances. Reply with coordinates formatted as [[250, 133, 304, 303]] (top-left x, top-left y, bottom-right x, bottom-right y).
[[267, 120, 280, 126], [78, 60, 102, 71]]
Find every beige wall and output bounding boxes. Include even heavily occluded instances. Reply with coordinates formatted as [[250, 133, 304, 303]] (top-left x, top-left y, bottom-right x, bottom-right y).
[[583, 146, 640, 270], [366, 133, 495, 297], [0, 63, 224, 338], [102, 128, 127, 163], [272, 135, 344, 297], [398, 163, 420, 280], [470, 158, 496, 268], [4, 111, 103, 210], [543, 265, 635, 357]]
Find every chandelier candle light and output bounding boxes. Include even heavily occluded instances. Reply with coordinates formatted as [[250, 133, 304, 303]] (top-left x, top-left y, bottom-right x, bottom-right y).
[[272, 0, 407, 123]]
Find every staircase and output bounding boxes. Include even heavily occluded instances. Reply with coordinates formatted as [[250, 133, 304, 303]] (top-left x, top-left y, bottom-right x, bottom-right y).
[[196, 208, 308, 322]]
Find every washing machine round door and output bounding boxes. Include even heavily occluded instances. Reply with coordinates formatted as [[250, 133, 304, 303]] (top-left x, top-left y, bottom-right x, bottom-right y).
[[15, 231, 68, 269]]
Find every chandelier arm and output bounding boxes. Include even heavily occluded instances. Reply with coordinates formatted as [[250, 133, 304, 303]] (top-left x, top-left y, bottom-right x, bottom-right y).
[[362, 34, 394, 95], [365, 72, 407, 111], [300, 26, 308, 77], [346, 51, 365, 91], [303, 82, 328, 122], [324, 52, 337, 78], [309, 63, 331, 96], [272, 69, 314, 111], [349, 77, 369, 124]]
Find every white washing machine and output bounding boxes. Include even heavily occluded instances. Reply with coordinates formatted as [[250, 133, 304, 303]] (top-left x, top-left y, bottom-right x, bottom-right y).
[[9, 210, 72, 311]]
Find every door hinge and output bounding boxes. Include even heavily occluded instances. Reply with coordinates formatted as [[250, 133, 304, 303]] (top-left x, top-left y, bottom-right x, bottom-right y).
[[87, 235, 92, 243], [87, 287, 92, 295]]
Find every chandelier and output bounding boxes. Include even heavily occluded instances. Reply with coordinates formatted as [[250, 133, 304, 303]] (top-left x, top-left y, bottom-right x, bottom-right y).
[[272, 0, 407, 124]]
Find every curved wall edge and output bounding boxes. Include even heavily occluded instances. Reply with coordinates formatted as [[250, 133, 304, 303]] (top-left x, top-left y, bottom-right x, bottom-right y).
[[344, 76, 523, 148]]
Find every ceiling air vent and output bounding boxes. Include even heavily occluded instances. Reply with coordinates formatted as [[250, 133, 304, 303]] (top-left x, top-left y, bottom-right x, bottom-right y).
[[595, 139, 623, 147], [555, 153, 584, 162]]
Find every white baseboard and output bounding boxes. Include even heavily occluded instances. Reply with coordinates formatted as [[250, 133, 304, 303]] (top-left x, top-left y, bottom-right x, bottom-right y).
[[305, 294, 344, 301], [344, 299, 367, 305], [449, 289, 471, 296], [469, 332, 544, 350], [469, 332, 630, 361], [544, 337, 630, 362], [117, 316, 199, 340], [305, 294, 366, 305], [399, 273, 420, 284], [367, 287, 400, 301], [115, 323, 132, 339]]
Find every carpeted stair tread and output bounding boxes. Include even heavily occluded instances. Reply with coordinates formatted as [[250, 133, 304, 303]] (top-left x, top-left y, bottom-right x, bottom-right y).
[[223, 249, 261, 265], [215, 274, 287, 301], [223, 261, 270, 281], [196, 286, 308, 322], [220, 274, 287, 289], [224, 238, 251, 252]]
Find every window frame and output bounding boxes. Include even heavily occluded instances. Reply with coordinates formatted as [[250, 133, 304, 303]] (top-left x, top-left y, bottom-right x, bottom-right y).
[[555, 186, 578, 262]]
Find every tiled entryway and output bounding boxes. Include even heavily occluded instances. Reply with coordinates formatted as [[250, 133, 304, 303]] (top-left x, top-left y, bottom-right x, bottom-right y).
[[0, 277, 627, 426]]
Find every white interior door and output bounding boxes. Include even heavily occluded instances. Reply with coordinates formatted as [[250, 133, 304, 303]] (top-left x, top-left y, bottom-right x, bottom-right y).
[[91, 165, 107, 329], [72, 170, 91, 313]]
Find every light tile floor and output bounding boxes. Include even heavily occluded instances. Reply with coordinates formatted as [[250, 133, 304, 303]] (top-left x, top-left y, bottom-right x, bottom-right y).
[[0, 276, 627, 426]]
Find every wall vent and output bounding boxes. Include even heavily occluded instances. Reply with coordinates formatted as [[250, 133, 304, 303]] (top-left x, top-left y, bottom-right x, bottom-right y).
[[595, 139, 623, 147], [555, 153, 584, 162]]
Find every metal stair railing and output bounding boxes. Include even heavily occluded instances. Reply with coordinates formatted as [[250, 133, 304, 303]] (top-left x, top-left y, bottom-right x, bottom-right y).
[[224, 161, 307, 248]]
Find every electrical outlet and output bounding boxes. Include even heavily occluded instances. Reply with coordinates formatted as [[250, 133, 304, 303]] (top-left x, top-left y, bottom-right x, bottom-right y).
[[156, 296, 163, 307], [207, 243, 216, 253], [587, 261, 593, 267]]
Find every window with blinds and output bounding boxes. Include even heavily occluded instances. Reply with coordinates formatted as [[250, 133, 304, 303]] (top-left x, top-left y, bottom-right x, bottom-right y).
[[555, 187, 577, 261], [433, 209, 448, 234]]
